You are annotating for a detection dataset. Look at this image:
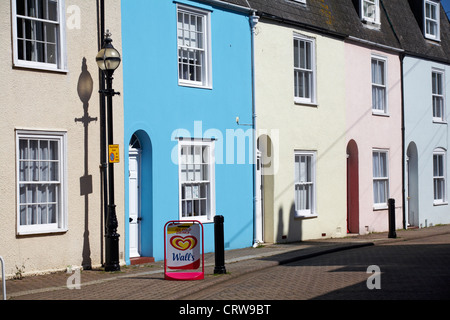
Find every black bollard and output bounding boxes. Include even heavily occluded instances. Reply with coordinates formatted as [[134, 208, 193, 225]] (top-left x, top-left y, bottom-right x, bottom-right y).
[[214, 215, 227, 274], [388, 198, 397, 238]]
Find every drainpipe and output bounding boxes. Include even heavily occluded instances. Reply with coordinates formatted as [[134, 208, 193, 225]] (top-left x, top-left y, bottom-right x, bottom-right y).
[[250, 12, 260, 246], [381, 0, 406, 229], [400, 52, 406, 230]]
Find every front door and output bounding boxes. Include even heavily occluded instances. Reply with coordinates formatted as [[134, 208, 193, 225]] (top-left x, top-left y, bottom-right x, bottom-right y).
[[129, 148, 141, 258], [254, 150, 264, 244], [406, 142, 419, 227], [346, 140, 359, 233]]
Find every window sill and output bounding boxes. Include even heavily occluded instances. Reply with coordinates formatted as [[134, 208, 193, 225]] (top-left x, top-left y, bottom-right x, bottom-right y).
[[179, 216, 214, 224], [432, 119, 447, 124], [291, 0, 307, 7], [294, 99, 318, 107], [362, 20, 381, 30], [425, 36, 441, 43], [433, 201, 448, 207], [13, 61, 68, 74], [294, 212, 318, 219], [17, 227, 68, 236], [372, 111, 390, 117], [373, 205, 388, 211], [178, 81, 212, 90]]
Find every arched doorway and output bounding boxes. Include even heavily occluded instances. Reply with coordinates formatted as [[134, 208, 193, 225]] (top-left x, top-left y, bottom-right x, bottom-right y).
[[127, 131, 153, 264], [347, 140, 359, 234], [406, 142, 419, 227], [257, 134, 275, 243]]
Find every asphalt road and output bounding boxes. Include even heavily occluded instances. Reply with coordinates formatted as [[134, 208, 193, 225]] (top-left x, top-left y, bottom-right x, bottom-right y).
[[182, 233, 450, 300]]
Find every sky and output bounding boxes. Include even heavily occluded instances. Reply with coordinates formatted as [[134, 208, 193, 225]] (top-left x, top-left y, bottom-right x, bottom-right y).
[[443, 0, 450, 19]]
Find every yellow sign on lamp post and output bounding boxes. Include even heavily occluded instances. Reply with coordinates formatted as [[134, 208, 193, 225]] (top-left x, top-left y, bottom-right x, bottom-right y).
[[109, 144, 120, 163]]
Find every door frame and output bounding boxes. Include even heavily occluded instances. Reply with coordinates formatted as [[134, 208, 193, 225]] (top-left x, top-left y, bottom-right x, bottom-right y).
[[254, 149, 264, 245], [128, 146, 141, 258]]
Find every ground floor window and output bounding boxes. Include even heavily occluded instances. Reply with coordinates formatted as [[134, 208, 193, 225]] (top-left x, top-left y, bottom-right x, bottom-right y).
[[16, 130, 67, 234], [373, 149, 389, 208], [178, 139, 215, 222], [294, 151, 316, 217], [433, 148, 447, 205]]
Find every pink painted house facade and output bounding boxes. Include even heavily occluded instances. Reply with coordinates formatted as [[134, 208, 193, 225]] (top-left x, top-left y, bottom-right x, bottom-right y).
[[345, 43, 403, 234], [339, 0, 405, 235]]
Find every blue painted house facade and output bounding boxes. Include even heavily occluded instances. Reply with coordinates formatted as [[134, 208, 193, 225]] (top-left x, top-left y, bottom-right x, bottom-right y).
[[385, 0, 450, 229], [121, 0, 255, 264]]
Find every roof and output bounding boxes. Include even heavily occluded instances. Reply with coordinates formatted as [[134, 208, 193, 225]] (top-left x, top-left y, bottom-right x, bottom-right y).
[[196, 0, 253, 12], [246, 0, 402, 49], [218, 0, 450, 62], [382, 0, 450, 63]]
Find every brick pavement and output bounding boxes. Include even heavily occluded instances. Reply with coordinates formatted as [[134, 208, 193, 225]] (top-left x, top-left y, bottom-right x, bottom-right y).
[[184, 232, 450, 300], [3, 224, 450, 300]]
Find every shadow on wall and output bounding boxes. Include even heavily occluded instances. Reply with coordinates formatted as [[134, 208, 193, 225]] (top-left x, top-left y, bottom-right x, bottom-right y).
[[276, 203, 302, 243], [258, 134, 273, 243], [75, 57, 97, 270], [258, 134, 303, 243]]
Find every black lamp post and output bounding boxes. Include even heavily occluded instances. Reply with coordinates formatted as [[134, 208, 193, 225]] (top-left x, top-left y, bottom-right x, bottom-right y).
[[96, 30, 121, 272]]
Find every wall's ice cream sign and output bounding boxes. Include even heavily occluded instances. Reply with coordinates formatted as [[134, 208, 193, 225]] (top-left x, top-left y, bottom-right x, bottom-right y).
[[164, 221, 204, 280], [168, 234, 199, 269]]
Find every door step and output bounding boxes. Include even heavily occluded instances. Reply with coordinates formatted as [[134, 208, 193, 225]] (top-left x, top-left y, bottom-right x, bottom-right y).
[[130, 257, 155, 265]]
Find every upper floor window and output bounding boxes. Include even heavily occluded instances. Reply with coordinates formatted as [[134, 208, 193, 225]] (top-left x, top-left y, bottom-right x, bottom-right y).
[[424, 0, 440, 41], [294, 34, 316, 105], [361, 0, 380, 25], [12, 0, 67, 72], [16, 130, 67, 235], [433, 148, 447, 205], [177, 4, 211, 88], [432, 69, 445, 122], [371, 55, 388, 115]]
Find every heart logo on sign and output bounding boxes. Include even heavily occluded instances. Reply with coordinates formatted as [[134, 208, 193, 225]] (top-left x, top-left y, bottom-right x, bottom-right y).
[[170, 235, 197, 251]]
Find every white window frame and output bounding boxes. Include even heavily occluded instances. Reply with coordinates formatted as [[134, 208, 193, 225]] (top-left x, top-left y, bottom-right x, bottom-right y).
[[292, 0, 306, 4], [177, 4, 212, 89], [361, 0, 380, 25], [371, 55, 388, 115], [373, 149, 389, 209], [178, 139, 216, 223], [293, 34, 316, 105], [432, 69, 446, 123], [424, 0, 440, 41], [16, 129, 68, 235], [433, 148, 447, 205], [294, 151, 317, 218], [11, 0, 67, 72]]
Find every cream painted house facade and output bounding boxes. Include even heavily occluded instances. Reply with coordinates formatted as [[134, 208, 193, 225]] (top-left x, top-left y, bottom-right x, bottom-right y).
[[0, 0, 124, 277], [249, 0, 406, 241], [254, 20, 347, 243]]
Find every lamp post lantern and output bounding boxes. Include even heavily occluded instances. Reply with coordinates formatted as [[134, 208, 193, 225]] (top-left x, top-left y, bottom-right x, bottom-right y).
[[96, 30, 121, 272]]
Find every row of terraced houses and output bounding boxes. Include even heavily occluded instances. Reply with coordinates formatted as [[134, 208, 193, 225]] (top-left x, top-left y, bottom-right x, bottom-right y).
[[1, 0, 449, 276]]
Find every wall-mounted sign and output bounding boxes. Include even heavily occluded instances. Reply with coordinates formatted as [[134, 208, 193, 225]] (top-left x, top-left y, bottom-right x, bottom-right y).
[[108, 144, 120, 163], [164, 220, 204, 281]]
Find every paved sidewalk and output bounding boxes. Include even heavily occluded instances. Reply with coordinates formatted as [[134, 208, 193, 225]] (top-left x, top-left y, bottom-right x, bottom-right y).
[[3, 224, 450, 300]]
